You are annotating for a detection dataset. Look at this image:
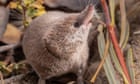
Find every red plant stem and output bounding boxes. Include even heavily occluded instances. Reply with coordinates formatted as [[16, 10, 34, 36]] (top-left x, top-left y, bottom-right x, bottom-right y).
[[100, 0, 131, 84], [108, 25, 131, 84]]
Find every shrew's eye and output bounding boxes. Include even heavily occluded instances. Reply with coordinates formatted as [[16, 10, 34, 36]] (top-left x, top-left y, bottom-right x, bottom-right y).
[[74, 22, 81, 28]]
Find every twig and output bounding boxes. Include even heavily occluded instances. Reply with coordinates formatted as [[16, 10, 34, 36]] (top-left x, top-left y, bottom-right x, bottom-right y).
[[133, 31, 140, 35], [0, 6, 9, 38], [20, 0, 28, 30], [90, 33, 110, 83], [4, 74, 24, 84], [0, 43, 21, 53], [0, 71, 4, 84]]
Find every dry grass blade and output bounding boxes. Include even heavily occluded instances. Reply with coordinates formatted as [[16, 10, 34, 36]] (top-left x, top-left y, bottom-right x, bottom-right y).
[[109, 0, 115, 25], [109, 42, 128, 84], [90, 26, 110, 83], [119, 0, 130, 50], [126, 47, 135, 84], [97, 25, 119, 84]]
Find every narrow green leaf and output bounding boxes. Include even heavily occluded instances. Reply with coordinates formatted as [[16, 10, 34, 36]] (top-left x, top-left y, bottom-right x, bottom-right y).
[[97, 25, 120, 84], [126, 47, 135, 84]]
